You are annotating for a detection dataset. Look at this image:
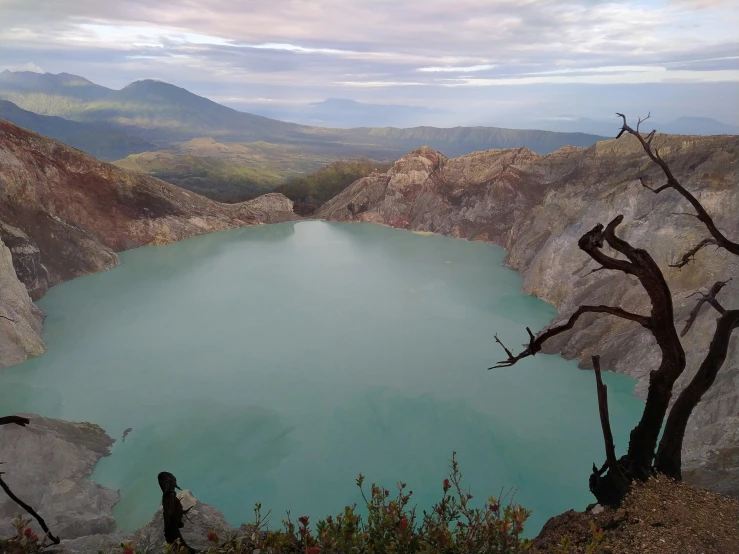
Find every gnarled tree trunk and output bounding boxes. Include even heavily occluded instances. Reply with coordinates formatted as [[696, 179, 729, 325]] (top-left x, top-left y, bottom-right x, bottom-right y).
[[491, 113, 739, 505]]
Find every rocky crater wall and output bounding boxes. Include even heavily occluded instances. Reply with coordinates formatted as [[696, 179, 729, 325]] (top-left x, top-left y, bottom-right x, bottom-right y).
[[318, 134, 739, 496], [0, 120, 297, 368]]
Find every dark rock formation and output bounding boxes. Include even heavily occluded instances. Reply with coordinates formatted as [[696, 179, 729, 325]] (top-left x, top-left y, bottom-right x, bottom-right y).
[[0, 120, 297, 368], [133, 489, 235, 553], [0, 414, 117, 540], [317, 135, 739, 496]]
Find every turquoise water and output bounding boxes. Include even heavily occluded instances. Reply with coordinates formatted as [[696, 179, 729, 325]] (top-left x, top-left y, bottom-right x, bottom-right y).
[[0, 221, 643, 534]]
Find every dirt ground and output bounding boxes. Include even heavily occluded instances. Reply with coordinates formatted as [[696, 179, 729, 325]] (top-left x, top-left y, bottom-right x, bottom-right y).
[[531, 474, 739, 553]]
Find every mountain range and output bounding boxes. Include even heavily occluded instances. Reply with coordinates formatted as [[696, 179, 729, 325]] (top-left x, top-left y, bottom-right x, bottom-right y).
[[0, 70, 605, 158], [0, 99, 156, 160]]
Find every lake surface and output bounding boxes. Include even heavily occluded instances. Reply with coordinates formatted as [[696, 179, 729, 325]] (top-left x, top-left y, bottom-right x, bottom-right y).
[[0, 221, 643, 534]]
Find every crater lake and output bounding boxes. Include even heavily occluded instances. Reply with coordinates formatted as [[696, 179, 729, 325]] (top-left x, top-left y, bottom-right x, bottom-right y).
[[0, 221, 643, 534]]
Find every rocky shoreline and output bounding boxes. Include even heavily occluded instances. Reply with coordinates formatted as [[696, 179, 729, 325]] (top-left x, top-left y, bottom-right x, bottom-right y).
[[0, 415, 118, 547], [2, 414, 737, 553], [0, 414, 237, 553]]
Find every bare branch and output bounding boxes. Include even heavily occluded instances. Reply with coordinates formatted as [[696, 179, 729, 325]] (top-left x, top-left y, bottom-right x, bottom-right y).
[[592, 355, 630, 501], [0, 416, 29, 427], [670, 238, 718, 268], [639, 176, 671, 194], [493, 334, 514, 359], [490, 305, 650, 369], [670, 212, 700, 219], [0, 474, 60, 544], [636, 112, 651, 133], [706, 297, 728, 315], [616, 114, 739, 259]]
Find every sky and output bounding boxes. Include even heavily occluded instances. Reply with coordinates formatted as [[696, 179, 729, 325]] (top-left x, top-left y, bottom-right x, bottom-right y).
[[1, 0, 738, 126]]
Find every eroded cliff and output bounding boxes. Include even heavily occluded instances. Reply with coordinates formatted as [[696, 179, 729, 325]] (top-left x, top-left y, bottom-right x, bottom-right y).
[[317, 135, 739, 495], [0, 120, 297, 368]]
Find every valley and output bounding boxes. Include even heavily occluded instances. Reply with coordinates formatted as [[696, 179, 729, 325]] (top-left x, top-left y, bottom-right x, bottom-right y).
[[0, 71, 607, 203]]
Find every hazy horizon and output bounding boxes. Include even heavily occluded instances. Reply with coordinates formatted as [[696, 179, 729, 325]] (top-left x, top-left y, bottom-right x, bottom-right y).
[[2, 0, 738, 128]]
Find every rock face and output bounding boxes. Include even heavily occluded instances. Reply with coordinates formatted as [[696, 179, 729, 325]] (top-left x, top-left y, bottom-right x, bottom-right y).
[[318, 135, 739, 496], [0, 120, 297, 368], [0, 414, 117, 540], [0, 222, 50, 300], [0, 237, 45, 368]]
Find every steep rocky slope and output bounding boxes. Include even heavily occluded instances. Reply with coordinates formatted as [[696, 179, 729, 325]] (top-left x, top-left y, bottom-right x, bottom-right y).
[[318, 134, 739, 495], [0, 120, 297, 368]]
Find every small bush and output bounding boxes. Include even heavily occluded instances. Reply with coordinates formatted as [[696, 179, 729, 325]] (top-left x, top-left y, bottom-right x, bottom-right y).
[[121, 453, 532, 554], [0, 516, 47, 554]]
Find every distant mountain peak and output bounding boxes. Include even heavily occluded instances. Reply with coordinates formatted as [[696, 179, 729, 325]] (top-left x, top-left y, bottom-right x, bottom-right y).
[[314, 98, 363, 107], [125, 78, 183, 89]]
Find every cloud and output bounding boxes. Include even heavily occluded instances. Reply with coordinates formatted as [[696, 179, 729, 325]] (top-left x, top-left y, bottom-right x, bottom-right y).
[[0, 0, 737, 123], [1, 61, 44, 73], [418, 65, 496, 73]]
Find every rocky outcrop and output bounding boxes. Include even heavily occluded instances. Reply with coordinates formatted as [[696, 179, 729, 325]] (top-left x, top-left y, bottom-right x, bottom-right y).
[[0, 222, 50, 300], [0, 120, 297, 368], [0, 413, 233, 553], [0, 414, 117, 540], [241, 192, 300, 224], [317, 135, 739, 496], [53, 489, 236, 554], [0, 237, 45, 368]]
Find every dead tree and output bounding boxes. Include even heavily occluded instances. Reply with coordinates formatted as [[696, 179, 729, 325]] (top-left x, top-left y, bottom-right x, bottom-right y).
[[0, 415, 61, 544], [491, 114, 738, 505]]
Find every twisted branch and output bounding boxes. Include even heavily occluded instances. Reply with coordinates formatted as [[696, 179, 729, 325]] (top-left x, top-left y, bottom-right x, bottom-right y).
[[490, 305, 650, 369], [0, 475, 60, 544], [617, 114, 739, 261], [0, 416, 29, 427], [670, 238, 718, 268], [681, 279, 731, 336]]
